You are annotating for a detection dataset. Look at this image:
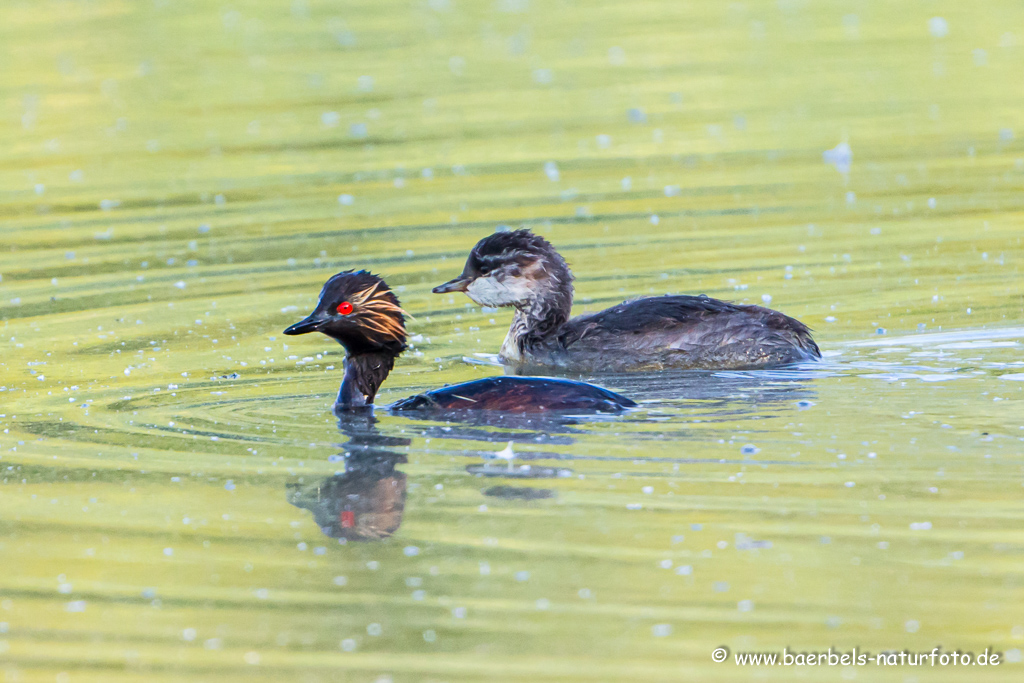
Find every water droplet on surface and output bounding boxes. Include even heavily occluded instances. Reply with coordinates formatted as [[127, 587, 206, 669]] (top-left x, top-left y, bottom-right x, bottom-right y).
[[928, 17, 948, 38]]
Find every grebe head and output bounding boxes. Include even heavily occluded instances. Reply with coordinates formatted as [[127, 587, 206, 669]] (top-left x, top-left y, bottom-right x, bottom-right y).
[[432, 228, 572, 308], [284, 270, 406, 355]]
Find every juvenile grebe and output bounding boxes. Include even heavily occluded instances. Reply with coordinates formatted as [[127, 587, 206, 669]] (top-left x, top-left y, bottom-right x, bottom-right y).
[[283, 270, 636, 413], [433, 229, 820, 372]]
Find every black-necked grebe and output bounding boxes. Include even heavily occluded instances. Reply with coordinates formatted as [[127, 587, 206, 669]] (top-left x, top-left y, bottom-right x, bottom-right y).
[[433, 229, 821, 372], [283, 270, 635, 413]]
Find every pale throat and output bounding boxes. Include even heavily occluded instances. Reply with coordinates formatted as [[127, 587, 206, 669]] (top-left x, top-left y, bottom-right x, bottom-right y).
[[465, 276, 534, 308]]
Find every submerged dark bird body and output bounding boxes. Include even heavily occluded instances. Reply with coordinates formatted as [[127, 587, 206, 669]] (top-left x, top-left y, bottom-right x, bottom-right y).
[[433, 229, 821, 372], [389, 375, 631, 413], [283, 270, 635, 414]]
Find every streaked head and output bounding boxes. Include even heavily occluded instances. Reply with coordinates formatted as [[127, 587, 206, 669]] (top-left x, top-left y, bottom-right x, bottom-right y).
[[284, 270, 406, 355], [432, 229, 572, 308]]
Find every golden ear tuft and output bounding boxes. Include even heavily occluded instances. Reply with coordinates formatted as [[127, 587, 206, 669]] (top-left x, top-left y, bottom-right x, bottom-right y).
[[350, 281, 409, 339]]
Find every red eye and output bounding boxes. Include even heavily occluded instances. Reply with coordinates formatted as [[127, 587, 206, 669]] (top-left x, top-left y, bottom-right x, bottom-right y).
[[336, 301, 353, 315]]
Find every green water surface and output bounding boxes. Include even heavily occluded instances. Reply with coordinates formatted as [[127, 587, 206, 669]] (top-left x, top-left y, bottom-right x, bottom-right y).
[[2, 0, 1024, 681]]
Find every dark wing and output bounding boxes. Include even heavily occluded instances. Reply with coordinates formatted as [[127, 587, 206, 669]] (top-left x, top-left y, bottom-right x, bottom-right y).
[[390, 376, 636, 413], [556, 295, 820, 369]]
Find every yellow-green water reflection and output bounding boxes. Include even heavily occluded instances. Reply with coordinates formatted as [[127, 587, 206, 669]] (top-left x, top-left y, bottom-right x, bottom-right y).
[[2, 0, 1024, 680]]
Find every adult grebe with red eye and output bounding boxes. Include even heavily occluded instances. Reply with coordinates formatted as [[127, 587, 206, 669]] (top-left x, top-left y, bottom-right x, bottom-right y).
[[337, 302, 353, 315]]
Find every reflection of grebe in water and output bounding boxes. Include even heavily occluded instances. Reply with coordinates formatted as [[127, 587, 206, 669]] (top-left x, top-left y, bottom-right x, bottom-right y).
[[288, 371, 820, 540], [287, 413, 409, 542]]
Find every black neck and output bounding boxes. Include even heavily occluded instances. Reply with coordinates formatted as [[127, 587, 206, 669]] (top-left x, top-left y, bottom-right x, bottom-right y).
[[336, 352, 396, 410]]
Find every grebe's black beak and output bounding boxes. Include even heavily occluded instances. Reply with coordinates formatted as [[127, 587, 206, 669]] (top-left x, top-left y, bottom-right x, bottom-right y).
[[432, 276, 471, 294], [284, 311, 327, 335]]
